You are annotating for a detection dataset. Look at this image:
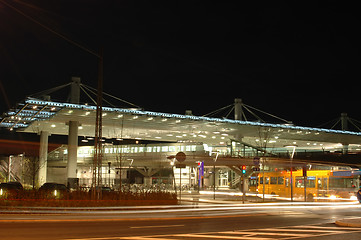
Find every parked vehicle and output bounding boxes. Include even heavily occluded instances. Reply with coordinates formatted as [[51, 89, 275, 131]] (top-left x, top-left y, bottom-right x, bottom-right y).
[[0, 182, 23, 198], [39, 183, 68, 198]]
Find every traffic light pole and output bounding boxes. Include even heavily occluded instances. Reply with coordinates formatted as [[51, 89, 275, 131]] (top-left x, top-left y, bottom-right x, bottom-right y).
[[242, 172, 245, 204], [213, 163, 216, 200]]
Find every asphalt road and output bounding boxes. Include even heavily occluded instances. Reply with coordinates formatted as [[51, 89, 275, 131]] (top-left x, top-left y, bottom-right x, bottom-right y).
[[1, 203, 361, 240]]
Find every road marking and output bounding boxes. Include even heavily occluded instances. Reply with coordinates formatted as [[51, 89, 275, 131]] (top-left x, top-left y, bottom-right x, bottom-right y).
[[221, 230, 313, 237], [260, 228, 348, 233], [293, 225, 361, 230], [130, 224, 184, 229], [69, 237, 175, 240], [118, 237, 175, 240], [177, 233, 270, 239], [65, 223, 361, 240]]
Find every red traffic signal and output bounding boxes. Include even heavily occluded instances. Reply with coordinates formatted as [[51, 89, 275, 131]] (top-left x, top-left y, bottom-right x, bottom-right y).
[[241, 165, 246, 174]]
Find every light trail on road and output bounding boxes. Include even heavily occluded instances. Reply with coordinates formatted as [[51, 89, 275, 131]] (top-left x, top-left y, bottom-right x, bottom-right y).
[[0, 202, 360, 218]]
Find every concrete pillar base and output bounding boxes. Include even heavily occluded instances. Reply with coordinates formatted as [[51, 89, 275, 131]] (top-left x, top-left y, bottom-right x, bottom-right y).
[[144, 177, 152, 186], [67, 178, 79, 189]]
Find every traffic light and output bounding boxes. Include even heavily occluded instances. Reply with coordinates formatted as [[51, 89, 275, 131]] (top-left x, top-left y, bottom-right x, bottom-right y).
[[242, 165, 246, 174]]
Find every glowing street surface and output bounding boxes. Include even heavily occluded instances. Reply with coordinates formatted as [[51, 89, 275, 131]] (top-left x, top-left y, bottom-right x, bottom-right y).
[[1, 201, 361, 219], [1, 202, 361, 239]]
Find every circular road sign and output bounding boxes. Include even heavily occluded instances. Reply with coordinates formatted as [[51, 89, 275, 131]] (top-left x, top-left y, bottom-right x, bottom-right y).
[[175, 152, 186, 162]]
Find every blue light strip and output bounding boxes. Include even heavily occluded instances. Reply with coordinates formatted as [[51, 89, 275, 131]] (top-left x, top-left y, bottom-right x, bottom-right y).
[[18, 98, 361, 136]]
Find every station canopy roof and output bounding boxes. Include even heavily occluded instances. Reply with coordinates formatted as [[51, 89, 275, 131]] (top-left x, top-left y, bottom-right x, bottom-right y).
[[2, 97, 361, 151]]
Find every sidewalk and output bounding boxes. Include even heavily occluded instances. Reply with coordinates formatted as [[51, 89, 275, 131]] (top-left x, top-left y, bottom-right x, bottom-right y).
[[335, 218, 361, 228]]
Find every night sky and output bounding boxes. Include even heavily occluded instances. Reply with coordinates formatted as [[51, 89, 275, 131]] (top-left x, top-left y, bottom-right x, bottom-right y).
[[0, 1, 360, 128]]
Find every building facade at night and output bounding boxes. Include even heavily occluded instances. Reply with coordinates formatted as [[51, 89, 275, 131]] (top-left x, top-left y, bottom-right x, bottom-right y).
[[1, 80, 361, 197]]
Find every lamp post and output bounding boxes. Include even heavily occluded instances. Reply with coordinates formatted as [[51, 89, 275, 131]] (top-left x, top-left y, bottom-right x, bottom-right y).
[[107, 162, 111, 187], [210, 151, 219, 200], [285, 145, 297, 202]]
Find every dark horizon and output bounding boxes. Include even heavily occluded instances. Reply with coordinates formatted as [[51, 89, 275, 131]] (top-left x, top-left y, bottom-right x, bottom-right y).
[[1, 1, 360, 128]]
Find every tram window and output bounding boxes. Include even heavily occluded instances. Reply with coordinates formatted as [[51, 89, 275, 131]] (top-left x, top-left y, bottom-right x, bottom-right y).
[[169, 146, 176, 152], [317, 178, 322, 188], [186, 145, 191, 151], [295, 177, 304, 188], [306, 177, 316, 188], [278, 177, 284, 185], [262, 177, 269, 184], [249, 179, 257, 186], [329, 177, 355, 188], [191, 145, 197, 151], [146, 147, 152, 152], [162, 146, 168, 152], [259, 177, 269, 184], [270, 177, 277, 184]]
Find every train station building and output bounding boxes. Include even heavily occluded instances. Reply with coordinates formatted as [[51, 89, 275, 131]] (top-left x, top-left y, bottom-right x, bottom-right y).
[[1, 79, 361, 200]]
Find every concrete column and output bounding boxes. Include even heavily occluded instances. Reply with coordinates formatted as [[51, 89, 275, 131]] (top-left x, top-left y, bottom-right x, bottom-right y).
[[38, 130, 49, 187], [234, 98, 243, 121], [67, 77, 81, 188], [70, 77, 81, 104], [342, 144, 349, 155], [341, 113, 348, 131], [67, 121, 79, 188], [341, 113, 349, 154], [144, 177, 152, 187]]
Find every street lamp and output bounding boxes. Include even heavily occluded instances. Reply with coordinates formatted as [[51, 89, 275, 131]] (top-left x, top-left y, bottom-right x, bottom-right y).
[[285, 145, 297, 202], [210, 151, 219, 200]]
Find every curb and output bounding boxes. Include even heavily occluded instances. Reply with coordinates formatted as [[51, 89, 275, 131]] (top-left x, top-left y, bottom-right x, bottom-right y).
[[335, 218, 361, 228]]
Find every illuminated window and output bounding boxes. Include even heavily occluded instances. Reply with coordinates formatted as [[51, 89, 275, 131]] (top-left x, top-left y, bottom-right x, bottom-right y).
[[162, 146, 168, 152], [270, 177, 277, 185]]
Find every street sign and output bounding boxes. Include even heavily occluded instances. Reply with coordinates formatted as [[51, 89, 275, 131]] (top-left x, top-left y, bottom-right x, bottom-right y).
[[175, 152, 186, 162], [175, 163, 186, 168]]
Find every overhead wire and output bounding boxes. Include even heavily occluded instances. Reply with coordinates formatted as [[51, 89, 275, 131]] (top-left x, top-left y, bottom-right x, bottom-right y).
[[0, 0, 100, 58], [81, 84, 141, 109], [79, 85, 97, 105], [28, 82, 72, 99], [243, 104, 291, 124], [80, 84, 116, 107], [202, 104, 233, 117], [347, 118, 361, 132], [242, 105, 264, 122]]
